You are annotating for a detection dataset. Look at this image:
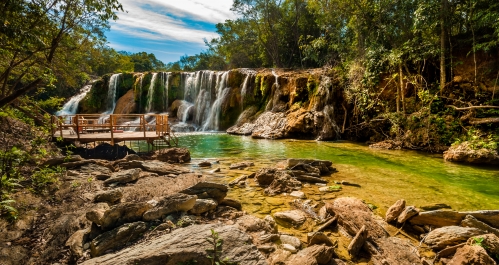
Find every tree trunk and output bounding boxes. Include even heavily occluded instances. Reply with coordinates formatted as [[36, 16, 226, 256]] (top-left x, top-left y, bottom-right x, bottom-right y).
[[440, 0, 448, 92], [399, 63, 405, 113]]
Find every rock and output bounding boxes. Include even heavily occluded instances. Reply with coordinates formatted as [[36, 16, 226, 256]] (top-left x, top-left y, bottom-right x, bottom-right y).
[[318, 186, 341, 192], [369, 140, 403, 150], [420, 203, 452, 211], [386, 199, 406, 223], [461, 215, 499, 237], [198, 161, 211, 167], [444, 141, 499, 165], [274, 210, 307, 227], [282, 244, 298, 254], [259, 234, 280, 243], [268, 249, 293, 264], [423, 226, 484, 250], [467, 233, 499, 257], [103, 168, 141, 185], [290, 191, 306, 199], [66, 229, 87, 259], [95, 173, 111, 180], [86, 203, 110, 224], [397, 206, 420, 223], [339, 181, 361, 187], [154, 147, 191, 163], [90, 221, 148, 257], [258, 245, 276, 253], [307, 232, 335, 247], [265, 173, 302, 196], [348, 225, 367, 257], [318, 206, 330, 220], [81, 224, 267, 265], [124, 154, 142, 161], [219, 198, 242, 211], [42, 155, 84, 167], [255, 168, 280, 186], [229, 161, 255, 169], [189, 199, 218, 214], [228, 175, 248, 187], [118, 160, 191, 175], [285, 159, 334, 173], [93, 189, 123, 204], [143, 193, 197, 221], [410, 210, 499, 228], [287, 245, 335, 265], [294, 175, 328, 184], [91, 202, 152, 230], [371, 237, 424, 265], [179, 182, 228, 203], [210, 168, 221, 173], [236, 215, 276, 233], [280, 235, 301, 249], [447, 245, 496, 265]]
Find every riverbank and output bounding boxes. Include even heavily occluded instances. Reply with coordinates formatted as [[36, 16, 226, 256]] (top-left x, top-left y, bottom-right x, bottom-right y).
[[2, 141, 499, 264]]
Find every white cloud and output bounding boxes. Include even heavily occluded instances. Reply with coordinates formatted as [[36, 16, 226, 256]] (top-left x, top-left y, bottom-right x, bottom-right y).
[[111, 0, 235, 44]]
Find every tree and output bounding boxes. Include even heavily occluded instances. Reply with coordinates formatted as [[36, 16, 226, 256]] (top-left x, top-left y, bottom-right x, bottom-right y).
[[0, 0, 123, 109]]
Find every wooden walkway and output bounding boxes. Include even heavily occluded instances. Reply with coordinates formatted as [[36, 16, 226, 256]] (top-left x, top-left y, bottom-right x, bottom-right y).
[[51, 114, 178, 147]]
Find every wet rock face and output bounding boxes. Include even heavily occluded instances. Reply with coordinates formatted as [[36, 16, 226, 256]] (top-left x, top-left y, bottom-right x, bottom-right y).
[[444, 141, 499, 165]]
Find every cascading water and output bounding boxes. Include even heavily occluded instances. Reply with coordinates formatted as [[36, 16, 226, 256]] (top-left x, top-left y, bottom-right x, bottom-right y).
[[202, 72, 230, 131], [145, 73, 158, 113], [99, 73, 121, 123], [163, 72, 171, 112], [56, 81, 94, 116]]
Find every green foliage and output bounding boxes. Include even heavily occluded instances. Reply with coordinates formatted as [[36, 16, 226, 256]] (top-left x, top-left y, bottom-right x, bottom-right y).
[[206, 229, 236, 265], [31, 166, 64, 194], [328, 185, 342, 191]]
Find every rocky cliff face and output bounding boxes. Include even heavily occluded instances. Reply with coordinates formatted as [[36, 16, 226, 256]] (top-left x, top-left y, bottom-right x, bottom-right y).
[[78, 68, 345, 140]]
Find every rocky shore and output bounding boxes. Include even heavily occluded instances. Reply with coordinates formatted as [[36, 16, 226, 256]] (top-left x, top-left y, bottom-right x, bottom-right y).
[[1, 147, 498, 265]]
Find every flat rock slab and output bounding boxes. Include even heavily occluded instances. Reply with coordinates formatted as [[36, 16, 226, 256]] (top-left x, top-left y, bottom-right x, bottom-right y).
[[118, 160, 191, 175], [103, 168, 141, 185], [90, 221, 148, 257], [410, 210, 499, 229], [423, 226, 484, 250], [88, 202, 152, 230], [81, 224, 268, 265], [229, 162, 255, 169], [143, 193, 197, 221], [179, 182, 228, 203]]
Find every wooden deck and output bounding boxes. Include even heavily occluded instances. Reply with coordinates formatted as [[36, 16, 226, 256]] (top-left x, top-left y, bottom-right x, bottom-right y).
[[51, 114, 178, 147]]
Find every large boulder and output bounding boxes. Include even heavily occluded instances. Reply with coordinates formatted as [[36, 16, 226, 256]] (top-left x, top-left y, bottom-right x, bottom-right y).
[[90, 221, 148, 257], [81, 224, 268, 265], [423, 226, 484, 250], [447, 245, 496, 265], [179, 182, 228, 203], [143, 193, 197, 221], [103, 168, 141, 186], [87, 202, 152, 230], [274, 210, 307, 227], [444, 141, 499, 165], [154, 148, 191, 163]]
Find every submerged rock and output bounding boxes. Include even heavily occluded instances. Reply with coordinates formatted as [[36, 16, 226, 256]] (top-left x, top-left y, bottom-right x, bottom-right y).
[[229, 161, 255, 169]]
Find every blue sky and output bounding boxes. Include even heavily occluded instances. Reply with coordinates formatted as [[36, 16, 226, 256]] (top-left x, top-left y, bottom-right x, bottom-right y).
[[106, 0, 236, 64]]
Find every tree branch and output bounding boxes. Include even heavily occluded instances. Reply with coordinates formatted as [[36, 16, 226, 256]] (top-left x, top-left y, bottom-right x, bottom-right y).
[[469, 117, 499, 125], [446, 105, 499, 111]]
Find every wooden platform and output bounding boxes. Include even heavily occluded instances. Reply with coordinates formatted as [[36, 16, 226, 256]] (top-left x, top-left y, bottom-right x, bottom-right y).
[[51, 114, 178, 147]]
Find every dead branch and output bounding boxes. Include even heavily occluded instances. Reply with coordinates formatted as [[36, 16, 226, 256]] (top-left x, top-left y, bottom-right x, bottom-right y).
[[446, 105, 499, 111], [469, 117, 499, 124]]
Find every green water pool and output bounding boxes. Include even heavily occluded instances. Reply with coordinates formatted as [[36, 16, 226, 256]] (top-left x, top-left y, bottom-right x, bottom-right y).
[[175, 133, 499, 212]]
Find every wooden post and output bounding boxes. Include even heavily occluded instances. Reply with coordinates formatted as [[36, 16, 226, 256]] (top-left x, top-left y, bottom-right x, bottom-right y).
[[110, 115, 114, 145], [51, 116, 55, 136], [76, 115, 80, 140], [155, 114, 159, 136], [59, 117, 63, 137], [166, 114, 169, 135], [142, 114, 146, 138]]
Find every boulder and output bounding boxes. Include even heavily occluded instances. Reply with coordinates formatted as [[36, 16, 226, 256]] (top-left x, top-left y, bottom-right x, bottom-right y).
[[143, 193, 197, 221], [103, 168, 141, 185], [118, 160, 191, 175], [307, 232, 335, 247], [179, 182, 228, 203], [198, 161, 211, 167], [274, 210, 307, 227], [81, 224, 267, 265], [386, 199, 406, 223], [236, 215, 276, 233], [286, 245, 335, 265], [93, 189, 123, 204], [447, 245, 496, 265], [189, 199, 218, 214], [397, 206, 420, 223], [154, 148, 191, 163], [229, 162, 255, 169], [86, 203, 110, 225], [466, 233, 499, 257], [90, 221, 148, 257], [90, 202, 152, 230], [423, 226, 484, 250], [444, 141, 499, 165], [265, 173, 302, 196], [461, 215, 499, 237], [219, 198, 242, 211], [280, 235, 301, 249]]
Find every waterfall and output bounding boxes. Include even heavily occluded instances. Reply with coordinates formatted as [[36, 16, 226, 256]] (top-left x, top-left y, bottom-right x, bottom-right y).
[[56, 81, 94, 116], [202, 72, 230, 131], [98, 73, 121, 123], [193, 71, 215, 125], [164, 72, 171, 112], [145, 73, 158, 113], [177, 101, 194, 123]]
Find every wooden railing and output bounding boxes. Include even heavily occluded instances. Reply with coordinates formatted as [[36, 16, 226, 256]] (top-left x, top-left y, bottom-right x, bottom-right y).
[[52, 114, 170, 141]]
